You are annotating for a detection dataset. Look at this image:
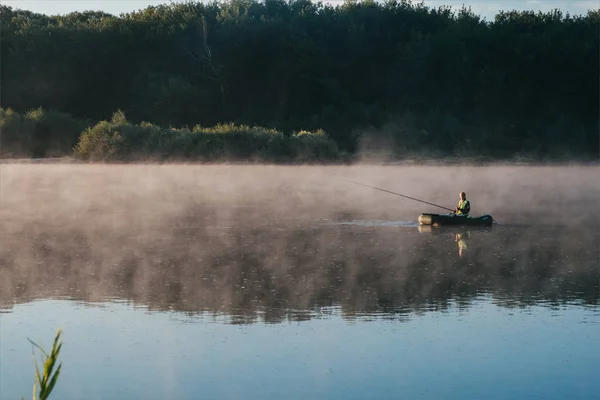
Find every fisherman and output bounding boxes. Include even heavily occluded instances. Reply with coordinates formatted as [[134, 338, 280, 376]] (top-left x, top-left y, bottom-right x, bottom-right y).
[[454, 192, 470, 215]]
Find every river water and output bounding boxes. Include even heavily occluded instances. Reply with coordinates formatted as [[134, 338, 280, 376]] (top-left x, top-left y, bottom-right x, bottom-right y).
[[1, 164, 599, 400]]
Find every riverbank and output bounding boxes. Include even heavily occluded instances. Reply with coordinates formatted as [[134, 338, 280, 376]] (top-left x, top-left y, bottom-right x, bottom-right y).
[[2, 156, 598, 166], [1, 108, 598, 164]]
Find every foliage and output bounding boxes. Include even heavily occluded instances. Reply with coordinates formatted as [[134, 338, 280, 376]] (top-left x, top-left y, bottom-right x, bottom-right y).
[[74, 110, 341, 162], [1, 1, 598, 159], [23, 329, 63, 400], [0, 107, 91, 158]]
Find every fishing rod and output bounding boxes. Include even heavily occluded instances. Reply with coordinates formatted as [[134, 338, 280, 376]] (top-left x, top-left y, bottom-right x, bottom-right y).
[[342, 178, 455, 212]]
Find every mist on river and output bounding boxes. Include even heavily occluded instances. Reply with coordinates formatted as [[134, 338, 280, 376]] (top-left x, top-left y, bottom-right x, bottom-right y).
[[1, 164, 599, 321]]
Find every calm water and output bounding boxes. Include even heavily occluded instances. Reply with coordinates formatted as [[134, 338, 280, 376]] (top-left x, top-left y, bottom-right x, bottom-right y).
[[1, 165, 599, 399], [1, 220, 599, 400]]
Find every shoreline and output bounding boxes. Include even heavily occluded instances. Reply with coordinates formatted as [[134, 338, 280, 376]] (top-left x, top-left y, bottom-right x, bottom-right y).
[[1, 156, 598, 167]]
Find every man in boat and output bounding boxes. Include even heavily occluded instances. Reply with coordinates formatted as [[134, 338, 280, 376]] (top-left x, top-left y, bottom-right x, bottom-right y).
[[454, 192, 470, 216]]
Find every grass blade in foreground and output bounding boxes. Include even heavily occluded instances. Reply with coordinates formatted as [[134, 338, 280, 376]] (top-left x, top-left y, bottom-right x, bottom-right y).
[[24, 329, 63, 400]]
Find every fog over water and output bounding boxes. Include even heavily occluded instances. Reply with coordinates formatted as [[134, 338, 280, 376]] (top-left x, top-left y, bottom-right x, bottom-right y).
[[1, 164, 598, 318], [1, 164, 599, 400]]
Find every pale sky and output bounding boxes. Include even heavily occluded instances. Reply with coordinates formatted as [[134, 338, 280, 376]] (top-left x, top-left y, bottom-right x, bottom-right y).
[[2, 0, 598, 20]]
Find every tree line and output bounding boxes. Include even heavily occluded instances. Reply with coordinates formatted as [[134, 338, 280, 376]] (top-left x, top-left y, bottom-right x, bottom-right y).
[[1, 0, 598, 160]]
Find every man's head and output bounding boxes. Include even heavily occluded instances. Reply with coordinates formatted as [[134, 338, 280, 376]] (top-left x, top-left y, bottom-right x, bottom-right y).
[[459, 192, 466, 200]]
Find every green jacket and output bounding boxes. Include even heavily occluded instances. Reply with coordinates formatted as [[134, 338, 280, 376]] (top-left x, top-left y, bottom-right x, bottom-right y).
[[457, 199, 470, 215]]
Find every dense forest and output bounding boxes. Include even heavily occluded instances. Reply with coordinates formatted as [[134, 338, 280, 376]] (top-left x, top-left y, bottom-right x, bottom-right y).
[[1, 0, 598, 161]]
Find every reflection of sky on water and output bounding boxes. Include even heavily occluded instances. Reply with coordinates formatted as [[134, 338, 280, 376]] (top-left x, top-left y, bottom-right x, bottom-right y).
[[1, 297, 598, 400]]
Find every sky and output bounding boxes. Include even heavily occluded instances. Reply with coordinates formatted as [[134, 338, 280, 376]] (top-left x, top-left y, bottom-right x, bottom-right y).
[[2, 0, 598, 20]]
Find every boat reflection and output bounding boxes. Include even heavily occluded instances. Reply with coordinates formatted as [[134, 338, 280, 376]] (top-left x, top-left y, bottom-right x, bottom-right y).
[[417, 224, 487, 256], [455, 232, 469, 256]]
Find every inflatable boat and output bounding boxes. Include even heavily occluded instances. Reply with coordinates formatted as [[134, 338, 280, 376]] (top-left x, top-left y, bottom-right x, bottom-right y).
[[417, 224, 493, 234], [418, 213, 494, 227]]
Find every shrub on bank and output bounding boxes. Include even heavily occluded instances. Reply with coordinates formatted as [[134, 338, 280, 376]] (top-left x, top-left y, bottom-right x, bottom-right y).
[[0, 108, 34, 157], [0, 107, 91, 158], [74, 111, 341, 162]]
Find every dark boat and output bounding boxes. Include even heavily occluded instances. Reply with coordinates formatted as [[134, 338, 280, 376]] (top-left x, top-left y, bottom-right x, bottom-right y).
[[417, 224, 493, 234], [418, 213, 494, 227]]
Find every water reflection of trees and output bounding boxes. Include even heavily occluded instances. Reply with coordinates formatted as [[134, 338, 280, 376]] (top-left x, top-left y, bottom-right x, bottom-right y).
[[1, 211, 598, 324]]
